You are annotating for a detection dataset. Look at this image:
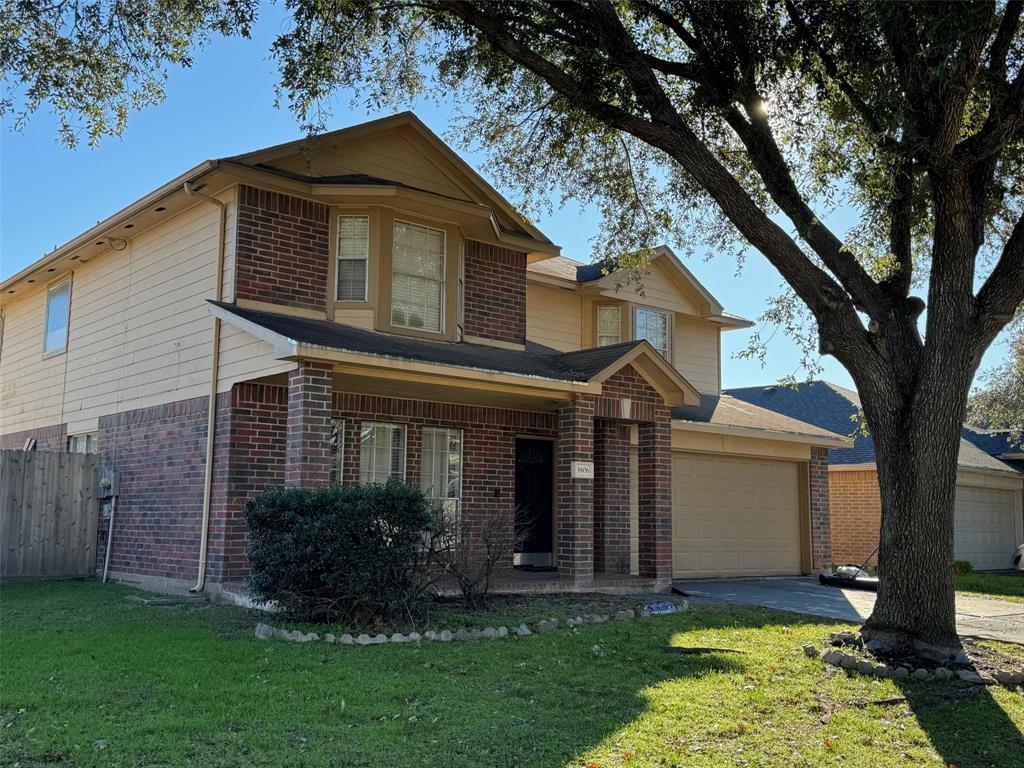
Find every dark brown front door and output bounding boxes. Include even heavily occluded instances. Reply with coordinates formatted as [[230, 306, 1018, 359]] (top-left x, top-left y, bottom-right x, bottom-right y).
[[514, 438, 554, 566]]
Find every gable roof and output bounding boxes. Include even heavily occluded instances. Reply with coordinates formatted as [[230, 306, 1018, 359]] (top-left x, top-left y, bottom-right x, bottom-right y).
[[1, 112, 558, 304], [227, 111, 553, 249], [526, 247, 753, 328], [208, 302, 699, 406], [727, 381, 1023, 475]]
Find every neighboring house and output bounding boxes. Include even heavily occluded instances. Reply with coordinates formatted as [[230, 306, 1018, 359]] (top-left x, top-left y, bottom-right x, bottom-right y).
[[728, 382, 1024, 571], [0, 112, 844, 596]]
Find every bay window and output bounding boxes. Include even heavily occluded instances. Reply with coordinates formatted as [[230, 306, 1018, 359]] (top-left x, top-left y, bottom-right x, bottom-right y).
[[635, 308, 671, 358], [336, 215, 369, 301], [596, 305, 622, 347], [391, 220, 445, 333]]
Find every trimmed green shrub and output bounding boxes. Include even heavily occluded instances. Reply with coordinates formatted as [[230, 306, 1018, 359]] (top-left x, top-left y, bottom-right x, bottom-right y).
[[243, 480, 437, 623], [953, 560, 974, 575]]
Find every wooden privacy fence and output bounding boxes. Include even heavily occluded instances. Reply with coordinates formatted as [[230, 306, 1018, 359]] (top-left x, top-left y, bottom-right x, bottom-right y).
[[1, 450, 99, 579]]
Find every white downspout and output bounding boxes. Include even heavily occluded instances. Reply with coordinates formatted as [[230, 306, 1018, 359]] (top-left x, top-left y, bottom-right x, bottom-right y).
[[184, 182, 227, 593]]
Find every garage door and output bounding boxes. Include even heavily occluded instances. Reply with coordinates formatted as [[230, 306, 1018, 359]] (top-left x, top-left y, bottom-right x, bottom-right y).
[[955, 486, 1018, 571], [671, 453, 803, 578]]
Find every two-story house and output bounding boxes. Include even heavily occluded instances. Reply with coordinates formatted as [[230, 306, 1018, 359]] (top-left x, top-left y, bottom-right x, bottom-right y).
[[0, 113, 845, 596]]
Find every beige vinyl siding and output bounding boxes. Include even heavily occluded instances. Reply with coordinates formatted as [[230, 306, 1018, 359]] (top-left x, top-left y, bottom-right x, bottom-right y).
[[0, 286, 70, 433], [674, 317, 721, 395], [217, 324, 295, 390], [268, 131, 470, 203], [0, 188, 259, 437], [526, 284, 581, 352], [596, 260, 698, 316]]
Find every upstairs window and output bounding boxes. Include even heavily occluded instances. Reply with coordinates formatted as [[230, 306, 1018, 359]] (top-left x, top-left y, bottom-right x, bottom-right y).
[[336, 216, 369, 301], [596, 305, 622, 347], [44, 281, 71, 354], [359, 422, 406, 484], [635, 308, 671, 359], [391, 220, 445, 333]]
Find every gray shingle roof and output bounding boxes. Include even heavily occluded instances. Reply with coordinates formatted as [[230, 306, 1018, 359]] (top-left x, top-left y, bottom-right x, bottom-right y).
[[672, 395, 845, 440], [961, 426, 1024, 457], [209, 301, 644, 383], [727, 381, 1022, 474]]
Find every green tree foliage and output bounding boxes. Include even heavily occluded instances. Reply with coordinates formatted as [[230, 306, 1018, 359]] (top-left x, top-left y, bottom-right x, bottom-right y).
[[968, 315, 1024, 438]]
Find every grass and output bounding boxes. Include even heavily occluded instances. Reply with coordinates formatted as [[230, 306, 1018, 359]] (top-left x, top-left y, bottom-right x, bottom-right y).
[[956, 571, 1024, 603], [1, 581, 1023, 767]]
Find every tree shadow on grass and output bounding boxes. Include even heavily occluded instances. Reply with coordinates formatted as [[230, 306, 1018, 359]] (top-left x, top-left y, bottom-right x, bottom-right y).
[[891, 677, 1024, 768]]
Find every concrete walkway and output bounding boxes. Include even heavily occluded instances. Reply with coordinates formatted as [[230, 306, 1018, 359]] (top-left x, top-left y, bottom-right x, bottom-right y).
[[676, 577, 1024, 645]]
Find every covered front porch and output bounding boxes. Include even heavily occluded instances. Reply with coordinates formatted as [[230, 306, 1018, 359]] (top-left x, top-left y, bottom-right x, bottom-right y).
[[208, 301, 700, 591]]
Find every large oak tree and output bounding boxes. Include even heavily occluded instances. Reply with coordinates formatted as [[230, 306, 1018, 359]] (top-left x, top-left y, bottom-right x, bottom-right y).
[[4, 0, 1023, 657]]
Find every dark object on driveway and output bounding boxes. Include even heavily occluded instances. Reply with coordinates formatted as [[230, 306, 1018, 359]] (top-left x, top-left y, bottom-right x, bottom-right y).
[[819, 572, 879, 592]]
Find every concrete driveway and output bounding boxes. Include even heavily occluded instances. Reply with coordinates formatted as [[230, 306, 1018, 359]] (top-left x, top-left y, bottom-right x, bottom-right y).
[[676, 577, 1024, 644]]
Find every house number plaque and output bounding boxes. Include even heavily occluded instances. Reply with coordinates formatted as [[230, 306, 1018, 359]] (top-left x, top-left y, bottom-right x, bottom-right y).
[[571, 460, 595, 480]]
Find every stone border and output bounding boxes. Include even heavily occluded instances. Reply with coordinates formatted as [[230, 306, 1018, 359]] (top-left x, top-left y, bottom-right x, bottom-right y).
[[254, 602, 687, 647], [802, 632, 1024, 687]]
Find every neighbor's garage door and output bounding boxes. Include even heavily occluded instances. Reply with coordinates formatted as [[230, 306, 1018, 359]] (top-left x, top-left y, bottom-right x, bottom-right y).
[[954, 485, 1018, 571], [671, 452, 803, 578]]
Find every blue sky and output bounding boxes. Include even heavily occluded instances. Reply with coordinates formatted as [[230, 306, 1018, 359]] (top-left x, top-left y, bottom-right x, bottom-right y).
[[0, 5, 1012, 391]]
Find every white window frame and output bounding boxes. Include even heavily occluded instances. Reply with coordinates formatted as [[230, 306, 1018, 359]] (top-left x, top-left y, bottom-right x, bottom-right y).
[[359, 422, 407, 484], [335, 215, 369, 302], [634, 307, 672, 359], [68, 432, 97, 454], [420, 426, 463, 518], [390, 219, 446, 334], [329, 418, 346, 484], [596, 304, 622, 347], [43, 280, 71, 356]]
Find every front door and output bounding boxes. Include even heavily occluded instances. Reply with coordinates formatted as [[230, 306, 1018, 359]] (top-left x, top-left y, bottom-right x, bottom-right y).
[[514, 438, 554, 566]]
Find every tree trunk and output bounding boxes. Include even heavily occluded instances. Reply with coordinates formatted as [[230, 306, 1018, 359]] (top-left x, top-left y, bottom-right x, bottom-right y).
[[859, 362, 974, 658]]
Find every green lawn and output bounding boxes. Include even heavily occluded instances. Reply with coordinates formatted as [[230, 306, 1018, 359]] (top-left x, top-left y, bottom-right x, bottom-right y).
[[2, 582, 1023, 767], [956, 571, 1024, 603]]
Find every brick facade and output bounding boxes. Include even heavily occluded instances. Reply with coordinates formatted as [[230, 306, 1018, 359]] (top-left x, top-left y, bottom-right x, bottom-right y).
[[593, 420, 631, 574], [809, 447, 833, 570], [637, 412, 673, 583], [462, 241, 527, 346], [829, 468, 881, 566], [235, 185, 330, 310], [556, 396, 596, 584], [331, 391, 558, 565], [285, 361, 333, 487], [206, 383, 288, 583], [95, 396, 210, 584], [0, 423, 67, 451]]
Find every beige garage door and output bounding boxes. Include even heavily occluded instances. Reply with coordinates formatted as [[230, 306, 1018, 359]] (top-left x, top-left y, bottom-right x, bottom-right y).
[[671, 452, 803, 578], [954, 485, 1018, 571]]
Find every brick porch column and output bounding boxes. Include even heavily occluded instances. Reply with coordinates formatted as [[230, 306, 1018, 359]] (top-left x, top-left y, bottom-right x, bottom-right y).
[[285, 360, 333, 487], [556, 396, 595, 585], [594, 420, 631, 574], [637, 407, 672, 584]]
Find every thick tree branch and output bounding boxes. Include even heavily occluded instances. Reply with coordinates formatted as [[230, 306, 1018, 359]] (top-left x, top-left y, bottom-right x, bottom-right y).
[[976, 212, 1024, 338], [439, 0, 877, 364], [882, 158, 915, 298], [988, 0, 1022, 82]]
